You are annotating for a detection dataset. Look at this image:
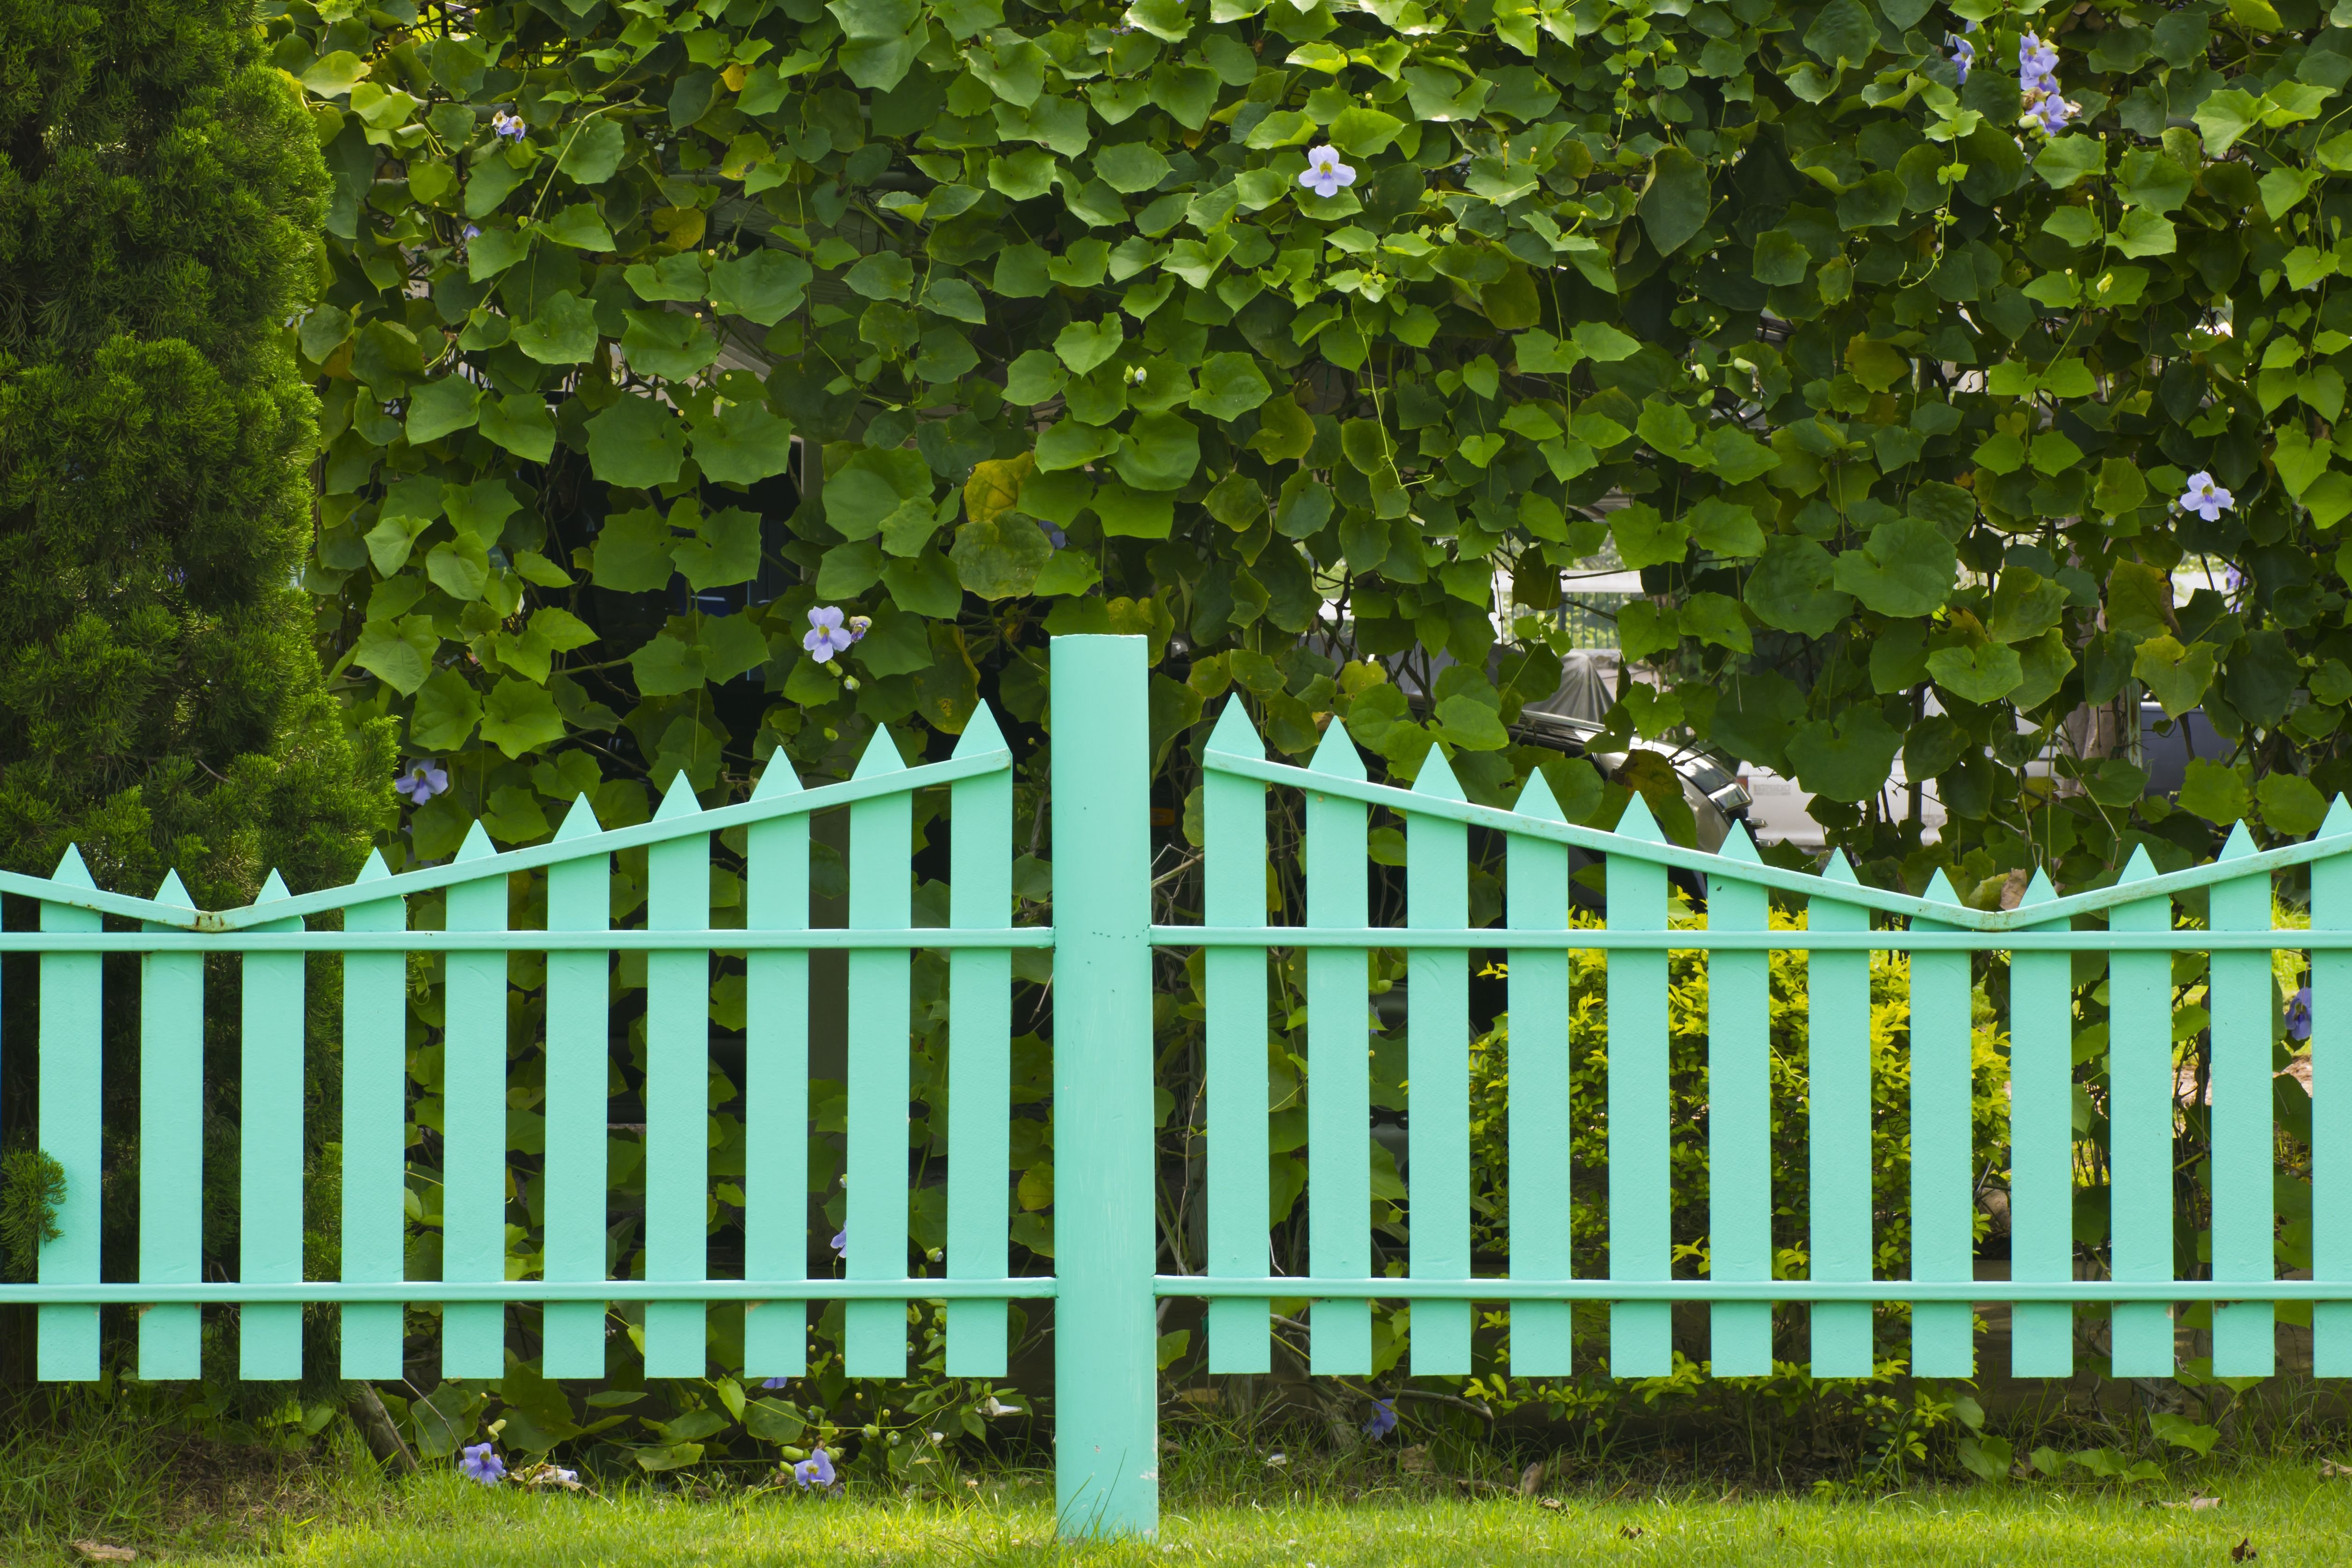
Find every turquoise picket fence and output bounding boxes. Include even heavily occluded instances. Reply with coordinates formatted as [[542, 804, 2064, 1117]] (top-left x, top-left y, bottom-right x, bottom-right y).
[[3, 633, 2350, 1538]]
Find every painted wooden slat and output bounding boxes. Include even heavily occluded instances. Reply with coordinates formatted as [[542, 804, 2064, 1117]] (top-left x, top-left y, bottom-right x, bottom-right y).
[[947, 708, 1013, 1376], [443, 824, 509, 1378], [743, 764, 808, 1381], [136, 871, 203, 1380], [1305, 720, 1371, 1375], [1205, 700, 1271, 1374], [1407, 750, 1471, 1375], [1506, 773, 1573, 1377], [1606, 798, 1670, 1377], [2108, 848, 2175, 1378], [39, 848, 102, 1381], [2209, 824, 2275, 1376], [542, 799, 611, 1378], [1707, 828, 1771, 1376], [339, 853, 407, 1379], [2008, 871, 2073, 1379], [1808, 855, 1873, 1377], [1048, 635, 1159, 1539], [845, 733, 913, 1378], [2316, 797, 2352, 1376], [645, 777, 713, 1377], [241, 871, 306, 1380], [1907, 870, 1972, 1379]]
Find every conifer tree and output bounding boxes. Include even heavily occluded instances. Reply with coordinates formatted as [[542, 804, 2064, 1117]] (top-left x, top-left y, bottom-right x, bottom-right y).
[[0, 0, 391, 908]]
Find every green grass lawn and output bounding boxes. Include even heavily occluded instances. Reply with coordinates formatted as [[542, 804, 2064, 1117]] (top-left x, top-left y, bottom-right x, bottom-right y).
[[23, 1460, 2348, 1567]]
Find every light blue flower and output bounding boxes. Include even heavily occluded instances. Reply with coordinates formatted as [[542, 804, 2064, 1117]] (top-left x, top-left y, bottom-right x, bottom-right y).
[[2179, 471, 2234, 522], [459, 1442, 506, 1485], [491, 109, 527, 141], [398, 760, 448, 806], [803, 605, 858, 663], [1363, 1397, 1397, 1439], [793, 1446, 836, 1488], [2288, 986, 2314, 1042], [1299, 145, 1356, 200]]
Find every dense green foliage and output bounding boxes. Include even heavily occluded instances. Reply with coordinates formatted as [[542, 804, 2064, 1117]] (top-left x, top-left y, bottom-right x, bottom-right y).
[[0, 0, 391, 904], [278, 0, 2352, 897]]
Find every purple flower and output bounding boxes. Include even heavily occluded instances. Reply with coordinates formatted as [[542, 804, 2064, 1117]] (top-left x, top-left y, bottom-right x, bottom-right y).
[[2018, 33, 2074, 132], [1036, 517, 1067, 550], [803, 605, 857, 663], [1950, 34, 1973, 84], [459, 1442, 506, 1485], [398, 760, 449, 805], [2288, 986, 2313, 1042], [830, 1227, 847, 1257], [2018, 33, 2059, 89], [491, 109, 527, 142], [1298, 145, 1356, 200], [793, 1447, 836, 1488], [460, 224, 481, 241], [2179, 471, 2235, 522], [1363, 1397, 1397, 1439]]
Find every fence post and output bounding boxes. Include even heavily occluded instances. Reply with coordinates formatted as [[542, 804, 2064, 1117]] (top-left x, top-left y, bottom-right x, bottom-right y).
[[1049, 634, 1159, 1540]]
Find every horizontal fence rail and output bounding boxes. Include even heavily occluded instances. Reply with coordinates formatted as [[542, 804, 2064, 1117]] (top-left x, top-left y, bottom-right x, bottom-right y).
[[3, 633, 2350, 1541]]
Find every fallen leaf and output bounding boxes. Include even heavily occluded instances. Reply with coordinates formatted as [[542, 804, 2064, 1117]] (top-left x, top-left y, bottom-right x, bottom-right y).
[[1520, 1461, 1546, 1498], [1399, 1445, 1433, 1473], [2231, 1539, 2258, 1563], [1539, 1497, 1565, 1512], [2321, 1459, 2352, 1478], [73, 1545, 136, 1564], [2158, 1495, 2221, 1510], [1620, 1525, 1645, 1540]]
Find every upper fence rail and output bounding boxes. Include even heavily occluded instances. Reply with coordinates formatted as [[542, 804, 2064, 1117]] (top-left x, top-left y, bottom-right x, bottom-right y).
[[0, 741, 1016, 932], [1198, 740, 2352, 933]]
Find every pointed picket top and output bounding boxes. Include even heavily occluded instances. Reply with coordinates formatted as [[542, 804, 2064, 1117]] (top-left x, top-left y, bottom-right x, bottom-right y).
[[1716, 819, 1761, 864], [352, 849, 390, 885], [153, 868, 195, 907], [456, 820, 498, 862], [748, 754, 804, 801], [254, 869, 291, 905], [2324, 793, 2352, 837], [851, 727, 908, 781], [1511, 766, 1565, 824], [1614, 790, 1662, 842], [2018, 866, 2057, 909], [50, 842, 93, 889], [1820, 848, 1859, 886], [1923, 866, 1960, 907], [953, 699, 1006, 759], [1307, 714, 1365, 780], [555, 794, 604, 840], [1204, 696, 1264, 761], [655, 769, 704, 819], [2220, 819, 2258, 863], [1411, 742, 1465, 802], [2118, 843, 2159, 886]]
